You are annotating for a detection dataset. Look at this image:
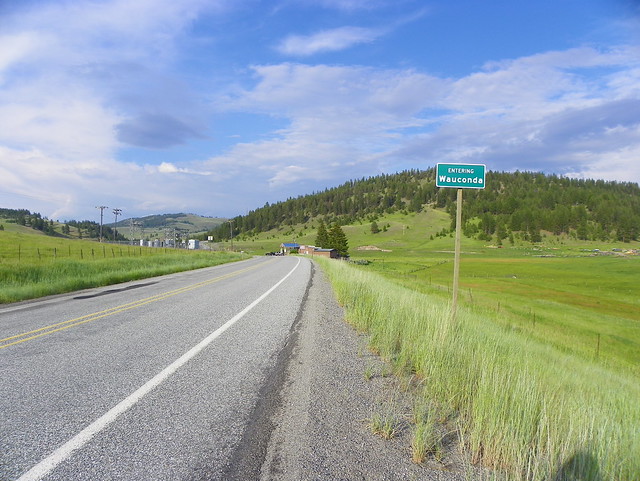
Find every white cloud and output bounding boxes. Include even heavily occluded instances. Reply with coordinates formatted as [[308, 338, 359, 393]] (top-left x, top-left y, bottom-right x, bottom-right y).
[[219, 46, 640, 189], [296, 0, 396, 11], [0, 85, 120, 160], [156, 161, 214, 176], [564, 144, 640, 183], [210, 63, 451, 187], [0, 0, 230, 218], [275, 4, 428, 57], [0, 0, 221, 155], [230, 63, 446, 126], [0, 33, 44, 83], [277, 26, 381, 56]]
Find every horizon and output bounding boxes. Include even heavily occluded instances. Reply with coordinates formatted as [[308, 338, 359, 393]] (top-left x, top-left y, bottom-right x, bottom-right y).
[[3, 167, 639, 224]]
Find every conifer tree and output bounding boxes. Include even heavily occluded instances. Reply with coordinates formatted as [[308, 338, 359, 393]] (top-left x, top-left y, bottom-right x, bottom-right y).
[[315, 221, 330, 248], [328, 223, 349, 257]]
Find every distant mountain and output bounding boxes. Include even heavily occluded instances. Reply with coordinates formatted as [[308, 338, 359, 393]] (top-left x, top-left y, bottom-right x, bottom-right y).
[[205, 169, 640, 244], [0, 209, 226, 241], [111, 213, 226, 239]]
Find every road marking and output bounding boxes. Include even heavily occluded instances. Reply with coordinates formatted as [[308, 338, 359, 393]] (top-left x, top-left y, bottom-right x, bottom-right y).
[[0, 260, 272, 349], [16, 257, 302, 481]]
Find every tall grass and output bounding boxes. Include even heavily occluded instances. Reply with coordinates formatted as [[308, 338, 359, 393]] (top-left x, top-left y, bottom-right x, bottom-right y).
[[0, 251, 244, 303], [318, 258, 640, 480]]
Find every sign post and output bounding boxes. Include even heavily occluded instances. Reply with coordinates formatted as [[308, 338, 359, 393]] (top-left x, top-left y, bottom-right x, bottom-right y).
[[436, 163, 486, 322]]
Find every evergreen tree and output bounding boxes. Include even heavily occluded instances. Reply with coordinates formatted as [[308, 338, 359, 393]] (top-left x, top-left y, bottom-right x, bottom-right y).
[[315, 221, 330, 247], [576, 219, 588, 241], [328, 223, 349, 257], [370, 221, 380, 234], [495, 222, 507, 245]]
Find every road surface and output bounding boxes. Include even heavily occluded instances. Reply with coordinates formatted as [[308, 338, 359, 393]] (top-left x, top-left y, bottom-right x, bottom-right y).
[[1, 256, 310, 480]]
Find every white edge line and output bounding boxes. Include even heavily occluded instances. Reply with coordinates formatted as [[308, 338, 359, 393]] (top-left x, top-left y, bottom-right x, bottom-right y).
[[17, 257, 302, 481]]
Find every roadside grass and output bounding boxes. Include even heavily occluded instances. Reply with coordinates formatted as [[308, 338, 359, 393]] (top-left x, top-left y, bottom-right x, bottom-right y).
[[0, 231, 244, 303], [318, 258, 640, 480], [411, 403, 445, 464], [368, 398, 400, 440]]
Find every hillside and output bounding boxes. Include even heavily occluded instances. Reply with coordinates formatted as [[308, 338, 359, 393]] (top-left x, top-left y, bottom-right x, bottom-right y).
[[112, 213, 226, 240], [206, 169, 640, 245], [0, 209, 225, 241]]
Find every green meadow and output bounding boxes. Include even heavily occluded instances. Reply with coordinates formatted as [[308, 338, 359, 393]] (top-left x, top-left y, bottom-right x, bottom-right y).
[[351, 218, 639, 377], [0, 228, 245, 303]]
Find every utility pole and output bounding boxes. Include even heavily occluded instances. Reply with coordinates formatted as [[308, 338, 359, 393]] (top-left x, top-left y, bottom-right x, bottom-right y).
[[130, 219, 141, 245], [96, 205, 108, 242], [113, 208, 122, 242], [229, 220, 234, 251]]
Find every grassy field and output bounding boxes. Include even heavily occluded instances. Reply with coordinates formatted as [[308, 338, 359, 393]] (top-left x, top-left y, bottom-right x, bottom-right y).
[[0, 229, 245, 303], [352, 245, 640, 377]]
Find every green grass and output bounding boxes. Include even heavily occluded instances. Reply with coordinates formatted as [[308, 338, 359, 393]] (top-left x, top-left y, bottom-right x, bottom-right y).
[[351, 249, 640, 377], [368, 399, 400, 440], [0, 230, 244, 303], [318, 258, 640, 480]]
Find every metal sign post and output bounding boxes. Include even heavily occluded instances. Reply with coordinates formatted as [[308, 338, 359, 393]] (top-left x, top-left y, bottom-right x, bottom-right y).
[[436, 163, 486, 322]]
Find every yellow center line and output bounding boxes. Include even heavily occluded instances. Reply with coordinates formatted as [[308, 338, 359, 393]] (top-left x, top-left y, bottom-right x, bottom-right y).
[[0, 260, 273, 349]]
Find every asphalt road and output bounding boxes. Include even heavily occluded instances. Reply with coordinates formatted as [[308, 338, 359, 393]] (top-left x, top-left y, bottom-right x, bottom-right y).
[[0, 255, 311, 481]]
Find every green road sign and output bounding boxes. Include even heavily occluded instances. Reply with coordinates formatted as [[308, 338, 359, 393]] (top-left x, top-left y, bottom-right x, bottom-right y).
[[436, 163, 486, 189]]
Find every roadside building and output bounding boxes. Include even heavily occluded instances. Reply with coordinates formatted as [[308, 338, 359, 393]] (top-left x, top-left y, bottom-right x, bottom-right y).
[[280, 242, 300, 254], [299, 245, 316, 255], [299, 245, 339, 259]]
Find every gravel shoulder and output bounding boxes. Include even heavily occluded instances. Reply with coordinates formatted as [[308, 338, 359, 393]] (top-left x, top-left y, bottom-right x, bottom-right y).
[[259, 262, 479, 481]]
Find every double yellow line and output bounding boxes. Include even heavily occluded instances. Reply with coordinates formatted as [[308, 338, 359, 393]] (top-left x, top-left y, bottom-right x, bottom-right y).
[[0, 261, 270, 350]]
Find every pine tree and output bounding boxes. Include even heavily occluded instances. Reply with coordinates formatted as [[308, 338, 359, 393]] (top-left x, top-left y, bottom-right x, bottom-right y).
[[328, 223, 349, 257], [315, 221, 330, 248]]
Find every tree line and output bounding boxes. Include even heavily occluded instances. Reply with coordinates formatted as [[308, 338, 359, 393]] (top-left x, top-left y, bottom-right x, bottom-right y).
[[205, 169, 640, 243], [0, 208, 125, 240]]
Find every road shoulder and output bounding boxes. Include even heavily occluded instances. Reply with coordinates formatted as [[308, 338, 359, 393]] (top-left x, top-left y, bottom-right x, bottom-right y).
[[260, 263, 476, 481]]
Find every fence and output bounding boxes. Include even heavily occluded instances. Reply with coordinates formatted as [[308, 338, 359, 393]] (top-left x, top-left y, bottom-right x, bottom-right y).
[[0, 244, 187, 263]]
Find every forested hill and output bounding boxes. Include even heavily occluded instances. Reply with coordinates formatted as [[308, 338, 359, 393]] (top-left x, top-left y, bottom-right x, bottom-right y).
[[207, 169, 640, 243]]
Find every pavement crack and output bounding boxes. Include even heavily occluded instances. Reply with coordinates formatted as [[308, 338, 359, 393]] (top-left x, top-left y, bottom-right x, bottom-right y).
[[220, 261, 314, 481]]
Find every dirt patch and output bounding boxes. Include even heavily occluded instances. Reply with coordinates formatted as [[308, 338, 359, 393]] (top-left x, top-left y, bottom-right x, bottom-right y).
[[357, 245, 392, 252]]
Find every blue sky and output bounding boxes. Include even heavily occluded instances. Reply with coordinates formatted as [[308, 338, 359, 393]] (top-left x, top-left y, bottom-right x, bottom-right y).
[[1, 0, 639, 221]]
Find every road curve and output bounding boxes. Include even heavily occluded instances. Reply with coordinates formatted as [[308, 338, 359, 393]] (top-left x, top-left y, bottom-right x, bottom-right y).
[[0, 256, 310, 480]]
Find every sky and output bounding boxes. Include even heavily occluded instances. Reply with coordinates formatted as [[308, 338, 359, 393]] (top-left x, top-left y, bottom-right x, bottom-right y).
[[1, 0, 639, 222]]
